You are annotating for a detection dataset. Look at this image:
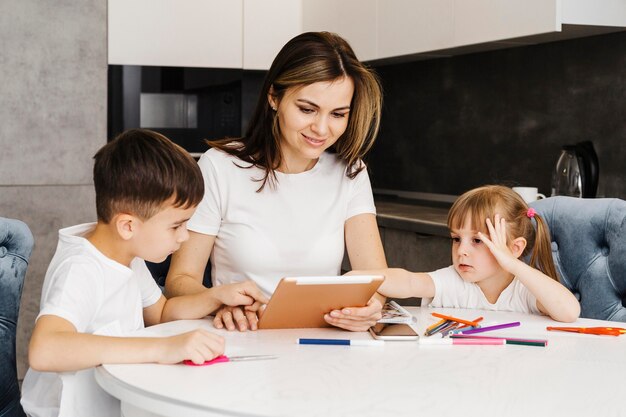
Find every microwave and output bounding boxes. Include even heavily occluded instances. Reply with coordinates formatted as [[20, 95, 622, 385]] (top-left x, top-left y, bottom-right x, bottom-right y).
[[108, 65, 243, 157]]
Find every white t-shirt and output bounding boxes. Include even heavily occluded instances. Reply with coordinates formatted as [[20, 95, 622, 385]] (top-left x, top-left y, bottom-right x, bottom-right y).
[[21, 223, 162, 417], [427, 265, 541, 315], [187, 148, 376, 296]]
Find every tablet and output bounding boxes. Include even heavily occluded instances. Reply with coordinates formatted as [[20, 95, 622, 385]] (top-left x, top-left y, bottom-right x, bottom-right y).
[[257, 275, 384, 329]]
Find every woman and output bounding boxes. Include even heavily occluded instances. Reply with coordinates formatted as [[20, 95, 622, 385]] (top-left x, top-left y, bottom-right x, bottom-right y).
[[166, 32, 387, 332]]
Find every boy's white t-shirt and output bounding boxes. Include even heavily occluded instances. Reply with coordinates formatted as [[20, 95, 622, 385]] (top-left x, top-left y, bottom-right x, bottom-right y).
[[21, 223, 162, 417], [187, 148, 376, 296], [427, 265, 541, 314]]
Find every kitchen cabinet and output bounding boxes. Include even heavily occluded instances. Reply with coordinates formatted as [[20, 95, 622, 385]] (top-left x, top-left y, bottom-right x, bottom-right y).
[[302, 0, 378, 62], [375, 0, 626, 61], [382, 227, 450, 306], [108, 0, 243, 68], [377, 0, 454, 59], [243, 0, 303, 70], [381, 227, 450, 274], [453, 0, 559, 48], [109, 0, 625, 69]]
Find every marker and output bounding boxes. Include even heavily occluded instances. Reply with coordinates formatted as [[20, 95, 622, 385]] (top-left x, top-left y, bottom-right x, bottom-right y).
[[431, 312, 481, 327], [451, 334, 548, 347], [298, 338, 385, 347], [459, 321, 521, 335], [419, 337, 505, 346], [425, 318, 447, 333]]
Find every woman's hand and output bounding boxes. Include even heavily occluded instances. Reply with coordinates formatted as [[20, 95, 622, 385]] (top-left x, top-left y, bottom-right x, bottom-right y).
[[213, 301, 265, 332], [323, 297, 383, 332]]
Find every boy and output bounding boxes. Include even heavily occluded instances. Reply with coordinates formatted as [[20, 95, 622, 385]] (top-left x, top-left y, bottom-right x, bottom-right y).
[[21, 129, 267, 417]]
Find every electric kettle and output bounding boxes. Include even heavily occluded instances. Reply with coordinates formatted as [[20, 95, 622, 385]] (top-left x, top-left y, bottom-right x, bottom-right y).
[[551, 141, 599, 198]]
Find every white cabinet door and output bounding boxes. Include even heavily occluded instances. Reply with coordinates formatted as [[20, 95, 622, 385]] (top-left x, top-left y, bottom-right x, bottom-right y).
[[243, 0, 303, 70], [108, 0, 243, 68], [302, 0, 378, 62], [562, 0, 626, 27], [377, 0, 454, 59], [453, 0, 559, 47]]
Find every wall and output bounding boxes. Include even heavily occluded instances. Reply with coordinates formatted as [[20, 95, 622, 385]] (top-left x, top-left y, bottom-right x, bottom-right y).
[[0, 1, 107, 380], [367, 31, 626, 199]]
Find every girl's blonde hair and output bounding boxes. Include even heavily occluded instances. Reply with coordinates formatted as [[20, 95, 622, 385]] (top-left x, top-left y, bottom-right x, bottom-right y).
[[207, 31, 382, 191], [448, 185, 557, 280]]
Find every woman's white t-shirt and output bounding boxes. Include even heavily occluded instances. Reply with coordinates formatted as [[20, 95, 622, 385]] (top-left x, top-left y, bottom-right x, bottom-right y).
[[187, 148, 376, 296]]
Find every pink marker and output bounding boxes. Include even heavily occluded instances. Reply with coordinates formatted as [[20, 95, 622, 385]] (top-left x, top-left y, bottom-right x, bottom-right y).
[[419, 337, 505, 346]]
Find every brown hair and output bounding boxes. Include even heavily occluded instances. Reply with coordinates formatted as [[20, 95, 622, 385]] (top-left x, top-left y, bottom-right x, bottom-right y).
[[447, 185, 557, 280], [94, 129, 204, 223], [207, 31, 383, 191]]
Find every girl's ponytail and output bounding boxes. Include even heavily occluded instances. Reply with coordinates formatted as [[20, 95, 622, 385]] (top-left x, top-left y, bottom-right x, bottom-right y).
[[529, 213, 558, 281]]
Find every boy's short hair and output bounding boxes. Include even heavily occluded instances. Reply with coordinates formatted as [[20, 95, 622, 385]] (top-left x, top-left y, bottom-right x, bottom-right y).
[[94, 129, 204, 223]]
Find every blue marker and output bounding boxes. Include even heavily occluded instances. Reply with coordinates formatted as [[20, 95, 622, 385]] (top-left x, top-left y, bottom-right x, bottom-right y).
[[298, 338, 384, 347]]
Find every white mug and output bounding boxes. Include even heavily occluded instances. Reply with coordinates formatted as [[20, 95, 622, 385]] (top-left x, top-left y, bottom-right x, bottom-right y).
[[513, 187, 546, 203]]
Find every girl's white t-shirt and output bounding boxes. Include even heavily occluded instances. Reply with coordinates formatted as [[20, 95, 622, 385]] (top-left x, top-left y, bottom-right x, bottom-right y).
[[187, 148, 376, 296], [428, 265, 541, 314]]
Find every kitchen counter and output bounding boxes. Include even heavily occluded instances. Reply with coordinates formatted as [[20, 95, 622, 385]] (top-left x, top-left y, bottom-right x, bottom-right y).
[[374, 197, 450, 237]]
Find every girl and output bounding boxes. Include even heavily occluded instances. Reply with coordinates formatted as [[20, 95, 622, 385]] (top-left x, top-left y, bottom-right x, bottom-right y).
[[359, 185, 580, 322]]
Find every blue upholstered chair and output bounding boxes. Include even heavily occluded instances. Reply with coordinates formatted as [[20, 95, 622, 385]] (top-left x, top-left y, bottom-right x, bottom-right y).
[[530, 196, 626, 322], [0, 218, 34, 417]]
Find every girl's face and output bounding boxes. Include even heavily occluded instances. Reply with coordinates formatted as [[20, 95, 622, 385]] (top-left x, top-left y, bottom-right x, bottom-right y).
[[450, 213, 506, 287], [269, 77, 354, 173]]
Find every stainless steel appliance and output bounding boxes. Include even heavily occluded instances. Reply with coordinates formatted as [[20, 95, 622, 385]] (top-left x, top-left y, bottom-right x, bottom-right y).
[[108, 66, 243, 157], [551, 141, 599, 198]]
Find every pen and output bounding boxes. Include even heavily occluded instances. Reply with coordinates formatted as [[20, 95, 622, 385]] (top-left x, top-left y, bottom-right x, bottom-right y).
[[425, 320, 453, 336], [425, 318, 447, 333], [431, 312, 481, 327], [459, 321, 521, 335], [451, 334, 548, 347], [419, 337, 505, 346], [298, 338, 385, 347]]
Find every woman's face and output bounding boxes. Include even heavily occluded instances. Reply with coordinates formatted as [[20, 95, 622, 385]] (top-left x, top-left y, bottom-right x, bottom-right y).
[[269, 77, 354, 173]]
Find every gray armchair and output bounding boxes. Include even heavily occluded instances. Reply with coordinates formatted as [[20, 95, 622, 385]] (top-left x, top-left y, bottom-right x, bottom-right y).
[[0, 217, 34, 417], [531, 196, 626, 322]]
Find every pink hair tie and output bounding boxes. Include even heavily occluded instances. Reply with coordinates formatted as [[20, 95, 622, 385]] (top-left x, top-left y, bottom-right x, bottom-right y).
[[526, 208, 537, 218]]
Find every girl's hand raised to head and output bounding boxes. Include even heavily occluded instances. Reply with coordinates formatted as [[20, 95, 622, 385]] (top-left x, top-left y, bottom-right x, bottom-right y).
[[478, 214, 526, 273]]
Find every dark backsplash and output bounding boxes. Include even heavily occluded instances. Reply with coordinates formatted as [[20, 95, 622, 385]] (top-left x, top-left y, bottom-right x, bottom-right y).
[[367, 31, 626, 199]]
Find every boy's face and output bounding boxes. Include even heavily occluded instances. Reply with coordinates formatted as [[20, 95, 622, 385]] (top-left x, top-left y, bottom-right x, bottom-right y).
[[132, 203, 196, 263]]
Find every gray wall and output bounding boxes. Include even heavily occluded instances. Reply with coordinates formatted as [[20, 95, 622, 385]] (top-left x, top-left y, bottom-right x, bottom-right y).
[[0, 1, 107, 380], [368, 31, 626, 200]]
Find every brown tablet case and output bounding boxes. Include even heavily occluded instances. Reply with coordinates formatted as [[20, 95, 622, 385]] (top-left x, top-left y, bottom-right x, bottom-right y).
[[257, 275, 385, 329]]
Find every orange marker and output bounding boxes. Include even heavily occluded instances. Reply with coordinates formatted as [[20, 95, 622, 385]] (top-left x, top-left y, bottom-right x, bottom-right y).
[[432, 312, 481, 327]]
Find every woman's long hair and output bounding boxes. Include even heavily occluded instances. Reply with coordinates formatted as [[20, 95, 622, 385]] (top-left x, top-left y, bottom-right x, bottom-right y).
[[207, 31, 383, 191], [447, 185, 557, 280]]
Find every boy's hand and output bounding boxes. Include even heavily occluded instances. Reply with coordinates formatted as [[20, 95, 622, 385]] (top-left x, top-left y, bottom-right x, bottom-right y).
[[214, 281, 269, 307], [160, 329, 225, 365]]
